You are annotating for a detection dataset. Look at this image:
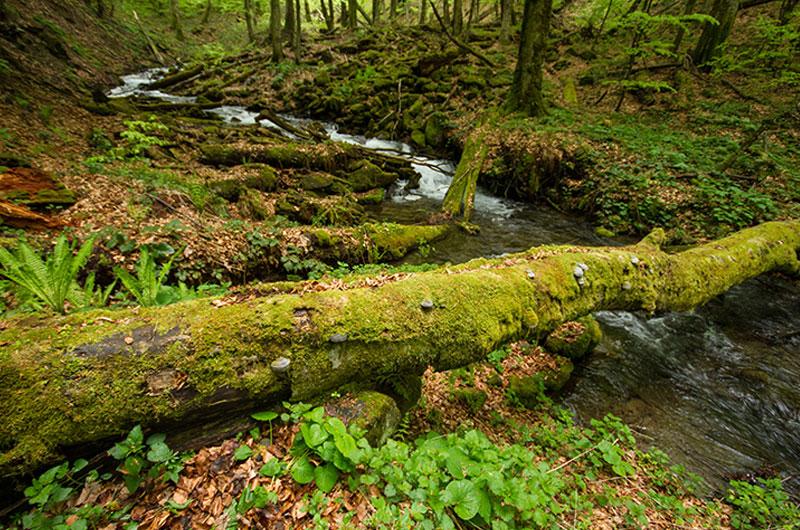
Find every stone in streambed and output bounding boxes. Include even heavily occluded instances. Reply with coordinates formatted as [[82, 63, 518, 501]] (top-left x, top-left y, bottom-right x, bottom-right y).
[[544, 316, 602, 360]]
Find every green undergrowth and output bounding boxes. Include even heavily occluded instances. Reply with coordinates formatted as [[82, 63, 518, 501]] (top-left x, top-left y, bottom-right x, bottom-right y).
[[7, 401, 799, 529]]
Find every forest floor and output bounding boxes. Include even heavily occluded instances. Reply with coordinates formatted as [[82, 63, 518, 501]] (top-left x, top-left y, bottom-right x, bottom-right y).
[[0, 0, 799, 528]]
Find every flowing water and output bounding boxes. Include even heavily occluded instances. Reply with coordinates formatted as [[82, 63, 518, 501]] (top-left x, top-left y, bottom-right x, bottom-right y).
[[110, 70, 800, 497]]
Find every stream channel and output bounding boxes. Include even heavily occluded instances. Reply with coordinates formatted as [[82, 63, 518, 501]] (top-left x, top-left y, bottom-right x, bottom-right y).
[[110, 69, 800, 498]]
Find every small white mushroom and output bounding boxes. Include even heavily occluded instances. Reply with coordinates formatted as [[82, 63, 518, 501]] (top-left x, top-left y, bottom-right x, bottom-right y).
[[329, 333, 347, 343], [420, 299, 434, 310], [526, 270, 536, 280], [622, 281, 632, 291], [578, 262, 589, 271], [630, 256, 640, 265], [271, 357, 291, 373], [573, 266, 585, 279]]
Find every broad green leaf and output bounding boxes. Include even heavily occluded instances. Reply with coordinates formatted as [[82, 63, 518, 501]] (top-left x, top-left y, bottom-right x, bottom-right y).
[[442, 479, 481, 521], [252, 411, 279, 422], [314, 463, 340, 493], [259, 458, 287, 477], [291, 455, 315, 484], [147, 441, 173, 463], [300, 422, 328, 447], [233, 445, 254, 461]]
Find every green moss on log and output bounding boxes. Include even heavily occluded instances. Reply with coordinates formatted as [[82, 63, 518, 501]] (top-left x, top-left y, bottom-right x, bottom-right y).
[[0, 221, 798, 476]]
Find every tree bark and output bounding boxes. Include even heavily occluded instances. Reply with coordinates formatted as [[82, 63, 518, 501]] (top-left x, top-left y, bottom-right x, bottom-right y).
[[348, 0, 358, 26], [505, 0, 552, 116], [671, 0, 697, 55], [1, 221, 798, 477], [245, 0, 256, 43], [442, 129, 488, 221], [419, 0, 428, 24], [692, 0, 739, 66], [169, 0, 185, 40], [270, 0, 284, 61], [201, 0, 213, 24], [294, 0, 302, 61], [372, 0, 382, 23], [452, 0, 464, 34], [283, 0, 295, 40], [500, 0, 512, 44]]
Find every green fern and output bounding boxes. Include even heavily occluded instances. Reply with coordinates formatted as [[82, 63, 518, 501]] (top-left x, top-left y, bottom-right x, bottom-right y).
[[115, 248, 179, 307], [81, 272, 117, 309], [0, 235, 95, 314]]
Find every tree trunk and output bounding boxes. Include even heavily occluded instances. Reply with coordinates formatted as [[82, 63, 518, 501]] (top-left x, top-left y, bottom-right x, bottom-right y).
[[320, 0, 335, 30], [348, 0, 358, 26], [443, 0, 451, 26], [169, 0, 185, 40], [2, 221, 798, 477], [283, 0, 295, 40], [373, 0, 382, 23], [671, 0, 697, 55], [245, 0, 256, 43], [419, 0, 428, 24], [692, 0, 739, 66], [201, 0, 213, 24], [294, 0, 302, 61], [390, 0, 398, 18], [500, 0, 512, 44], [505, 0, 552, 116], [304, 0, 312, 21], [270, 0, 284, 61], [452, 0, 463, 34]]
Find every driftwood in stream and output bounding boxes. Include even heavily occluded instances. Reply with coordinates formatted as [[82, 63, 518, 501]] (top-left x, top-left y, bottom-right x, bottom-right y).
[[1, 221, 799, 477]]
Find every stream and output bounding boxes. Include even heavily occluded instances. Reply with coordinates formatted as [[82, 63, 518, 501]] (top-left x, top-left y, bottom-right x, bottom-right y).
[[110, 70, 800, 498]]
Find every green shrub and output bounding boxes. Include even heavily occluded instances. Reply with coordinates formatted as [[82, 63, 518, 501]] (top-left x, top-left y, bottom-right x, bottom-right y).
[[726, 478, 800, 529]]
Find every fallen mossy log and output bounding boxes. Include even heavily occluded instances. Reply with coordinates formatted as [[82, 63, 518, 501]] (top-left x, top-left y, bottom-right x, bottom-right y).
[[200, 141, 420, 190], [1, 221, 799, 477], [146, 64, 205, 90]]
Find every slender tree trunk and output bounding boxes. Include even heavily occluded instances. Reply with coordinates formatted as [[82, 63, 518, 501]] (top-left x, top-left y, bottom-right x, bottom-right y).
[[283, 0, 295, 39], [372, 0, 381, 23], [452, 0, 463, 33], [443, 0, 451, 25], [270, 0, 284, 61], [304, 0, 312, 21], [692, 0, 739, 66], [320, 0, 334, 28], [294, 0, 301, 61], [245, 0, 256, 42], [671, 0, 697, 55], [201, 0, 213, 24], [419, 0, 428, 24], [348, 0, 358, 26], [390, 0, 398, 18], [506, 0, 552, 116], [170, 0, 185, 40], [500, 0, 512, 43]]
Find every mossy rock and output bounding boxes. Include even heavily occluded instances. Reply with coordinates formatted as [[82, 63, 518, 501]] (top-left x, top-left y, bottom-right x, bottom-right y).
[[509, 357, 574, 408], [209, 179, 243, 202], [545, 316, 602, 360], [355, 188, 385, 205], [411, 129, 426, 148], [346, 160, 398, 192], [300, 171, 335, 191], [424, 112, 448, 148], [238, 189, 270, 221], [595, 226, 616, 238], [245, 166, 278, 192], [454, 388, 487, 413], [324, 391, 400, 447]]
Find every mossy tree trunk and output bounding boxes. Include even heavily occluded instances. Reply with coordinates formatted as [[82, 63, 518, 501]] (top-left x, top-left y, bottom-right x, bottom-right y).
[[500, 0, 512, 44], [244, 0, 256, 42], [452, 0, 464, 34], [270, 0, 284, 61], [506, 0, 552, 116], [2, 221, 798, 477], [283, 0, 296, 40], [170, 0, 185, 40], [692, 0, 739, 66], [442, 129, 489, 221]]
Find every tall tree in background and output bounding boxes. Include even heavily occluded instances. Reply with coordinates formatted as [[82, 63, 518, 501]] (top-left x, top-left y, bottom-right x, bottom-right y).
[[201, 0, 213, 24], [284, 0, 295, 40], [348, 0, 357, 27], [506, 0, 552, 116], [692, 0, 739, 65], [452, 0, 463, 33], [500, 0, 512, 43], [244, 0, 255, 42], [271, 0, 284, 61], [170, 0, 185, 40]]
